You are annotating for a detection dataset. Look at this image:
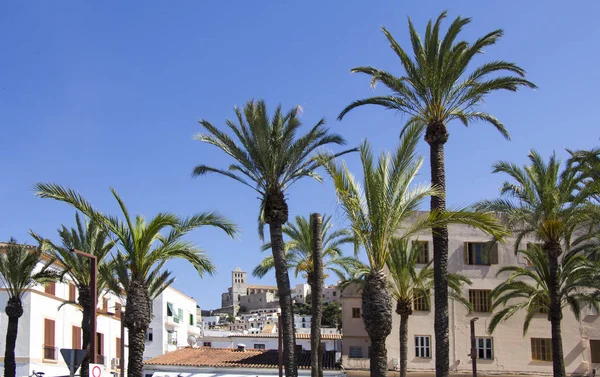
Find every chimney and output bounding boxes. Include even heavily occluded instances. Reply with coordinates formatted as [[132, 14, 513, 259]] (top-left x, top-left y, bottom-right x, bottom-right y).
[[236, 343, 246, 352]]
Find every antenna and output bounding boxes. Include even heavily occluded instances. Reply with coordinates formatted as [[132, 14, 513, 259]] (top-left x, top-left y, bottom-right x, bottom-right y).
[[187, 335, 197, 347]]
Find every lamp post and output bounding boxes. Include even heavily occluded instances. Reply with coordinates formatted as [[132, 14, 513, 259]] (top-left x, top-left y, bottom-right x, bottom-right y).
[[470, 317, 479, 377], [120, 306, 125, 375], [70, 249, 97, 364]]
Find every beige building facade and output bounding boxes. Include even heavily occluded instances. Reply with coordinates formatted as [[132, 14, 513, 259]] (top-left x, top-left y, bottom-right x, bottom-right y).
[[341, 221, 600, 375]]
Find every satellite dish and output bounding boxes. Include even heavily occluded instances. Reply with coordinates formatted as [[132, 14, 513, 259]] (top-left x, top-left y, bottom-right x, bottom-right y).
[[187, 335, 197, 347]]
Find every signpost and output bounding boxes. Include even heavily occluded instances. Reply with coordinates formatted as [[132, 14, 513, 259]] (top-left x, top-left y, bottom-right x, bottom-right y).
[[60, 349, 88, 377]]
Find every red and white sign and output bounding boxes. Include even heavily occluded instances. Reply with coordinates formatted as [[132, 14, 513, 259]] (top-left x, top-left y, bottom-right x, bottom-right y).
[[89, 364, 103, 377]]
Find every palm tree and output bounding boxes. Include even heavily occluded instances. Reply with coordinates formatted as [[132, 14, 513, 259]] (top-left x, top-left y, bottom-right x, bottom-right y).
[[337, 12, 535, 377], [192, 99, 355, 377], [386, 238, 471, 377], [31, 213, 115, 377], [488, 245, 600, 359], [253, 214, 357, 286], [476, 151, 595, 377], [321, 123, 507, 377], [33, 184, 237, 377], [0, 239, 61, 377]]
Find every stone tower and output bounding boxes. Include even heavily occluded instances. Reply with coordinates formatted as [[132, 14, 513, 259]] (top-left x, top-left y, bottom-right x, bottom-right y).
[[232, 267, 248, 315]]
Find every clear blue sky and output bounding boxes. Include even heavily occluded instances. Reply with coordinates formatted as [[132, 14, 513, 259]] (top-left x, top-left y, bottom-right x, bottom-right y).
[[1, 1, 599, 309]]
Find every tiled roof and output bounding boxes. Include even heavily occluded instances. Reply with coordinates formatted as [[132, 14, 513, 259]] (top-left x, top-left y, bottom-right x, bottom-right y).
[[144, 347, 338, 370], [232, 333, 342, 340], [261, 324, 276, 334]]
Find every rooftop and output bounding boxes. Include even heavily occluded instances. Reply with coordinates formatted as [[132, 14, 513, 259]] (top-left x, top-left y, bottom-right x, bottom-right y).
[[144, 347, 338, 370], [231, 333, 342, 340], [247, 284, 278, 290]]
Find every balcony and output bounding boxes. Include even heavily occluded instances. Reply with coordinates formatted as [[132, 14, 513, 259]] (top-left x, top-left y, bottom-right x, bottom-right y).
[[165, 315, 180, 327], [43, 346, 57, 361]]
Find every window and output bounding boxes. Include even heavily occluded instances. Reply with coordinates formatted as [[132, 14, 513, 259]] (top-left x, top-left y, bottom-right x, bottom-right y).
[[203, 342, 212, 347], [413, 241, 429, 264], [590, 340, 600, 363], [525, 243, 543, 266], [333, 291, 337, 296], [69, 284, 77, 302], [178, 308, 183, 322], [167, 330, 177, 345], [533, 297, 549, 314], [102, 297, 109, 312], [96, 333, 104, 357], [352, 308, 361, 318], [415, 336, 431, 358], [413, 290, 430, 311], [44, 282, 56, 296], [469, 290, 492, 312], [254, 344, 266, 349], [476, 337, 493, 360], [189, 313, 194, 326], [44, 318, 56, 360], [72, 326, 82, 349], [146, 328, 153, 342], [464, 242, 498, 265], [349, 346, 363, 358], [166, 302, 174, 317], [115, 303, 122, 319], [531, 338, 552, 361]]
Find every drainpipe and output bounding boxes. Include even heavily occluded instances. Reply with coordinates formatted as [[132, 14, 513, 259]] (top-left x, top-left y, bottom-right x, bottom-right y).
[[451, 299, 457, 368]]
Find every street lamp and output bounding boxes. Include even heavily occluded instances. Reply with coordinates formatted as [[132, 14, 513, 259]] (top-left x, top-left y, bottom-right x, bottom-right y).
[[470, 317, 479, 377], [70, 249, 97, 364]]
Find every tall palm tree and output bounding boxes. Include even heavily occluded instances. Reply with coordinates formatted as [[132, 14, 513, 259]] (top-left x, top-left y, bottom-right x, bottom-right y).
[[337, 12, 535, 377], [31, 213, 116, 377], [386, 238, 470, 377], [192, 99, 355, 377], [476, 151, 595, 377], [253, 214, 357, 286], [0, 239, 61, 377], [321, 123, 507, 377], [33, 184, 237, 377], [488, 246, 600, 358]]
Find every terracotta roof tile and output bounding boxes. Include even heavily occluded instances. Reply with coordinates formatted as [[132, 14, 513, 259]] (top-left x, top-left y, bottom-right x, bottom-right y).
[[145, 348, 338, 370]]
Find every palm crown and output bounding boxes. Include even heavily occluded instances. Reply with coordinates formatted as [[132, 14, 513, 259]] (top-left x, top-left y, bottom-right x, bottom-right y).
[[0, 239, 61, 303], [193, 99, 355, 235], [338, 11, 536, 138], [489, 245, 600, 335], [253, 214, 357, 282], [31, 213, 116, 299]]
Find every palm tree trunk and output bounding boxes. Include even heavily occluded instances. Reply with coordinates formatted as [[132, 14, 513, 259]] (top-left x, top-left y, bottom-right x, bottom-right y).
[[125, 280, 152, 377], [269, 220, 297, 377], [79, 286, 91, 377], [399, 313, 409, 377], [547, 243, 566, 377], [4, 315, 20, 377], [426, 124, 450, 377], [363, 270, 392, 377], [311, 213, 324, 377]]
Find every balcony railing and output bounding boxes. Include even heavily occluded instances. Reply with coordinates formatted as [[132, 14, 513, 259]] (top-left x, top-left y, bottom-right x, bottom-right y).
[[43, 346, 57, 361], [166, 338, 177, 346]]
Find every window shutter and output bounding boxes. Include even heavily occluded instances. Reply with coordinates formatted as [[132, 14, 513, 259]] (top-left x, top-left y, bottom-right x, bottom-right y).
[[464, 242, 469, 264], [72, 326, 82, 349], [69, 284, 77, 302], [44, 319, 55, 346], [116, 338, 121, 359], [490, 243, 499, 264]]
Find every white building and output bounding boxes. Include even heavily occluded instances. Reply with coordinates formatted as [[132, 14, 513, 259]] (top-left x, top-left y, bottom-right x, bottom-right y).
[[322, 285, 340, 304], [294, 315, 312, 330], [197, 332, 342, 352], [291, 283, 311, 305], [341, 219, 600, 375], [0, 255, 126, 377], [144, 286, 202, 360]]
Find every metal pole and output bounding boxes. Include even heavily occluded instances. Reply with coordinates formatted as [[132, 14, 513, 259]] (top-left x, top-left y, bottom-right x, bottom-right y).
[[470, 318, 479, 377], [71, 249, 98, 365], [278, 312, 283, 377], [120, 308, 125, 376], [90, 255, 97, 365]]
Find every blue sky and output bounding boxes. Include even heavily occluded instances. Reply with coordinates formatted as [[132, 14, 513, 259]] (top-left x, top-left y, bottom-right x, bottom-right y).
[[1, 1, 599, 309]]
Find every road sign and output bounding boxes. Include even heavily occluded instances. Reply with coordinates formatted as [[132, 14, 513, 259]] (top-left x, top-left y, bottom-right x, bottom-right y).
[[90, 364, 102, 377], [60, 348, 88, 377]]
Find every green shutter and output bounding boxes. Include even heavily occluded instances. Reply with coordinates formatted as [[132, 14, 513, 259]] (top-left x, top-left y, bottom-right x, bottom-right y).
[[167, 302, 174, 317]]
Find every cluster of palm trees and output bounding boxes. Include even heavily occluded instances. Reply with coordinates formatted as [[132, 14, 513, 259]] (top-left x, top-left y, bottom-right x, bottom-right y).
[[2, 10, 600, 377]]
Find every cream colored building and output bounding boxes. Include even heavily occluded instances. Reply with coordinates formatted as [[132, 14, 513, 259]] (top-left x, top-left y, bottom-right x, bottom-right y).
[[341, 221, 600, 375]]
